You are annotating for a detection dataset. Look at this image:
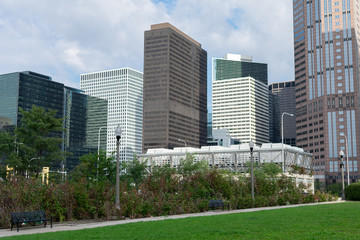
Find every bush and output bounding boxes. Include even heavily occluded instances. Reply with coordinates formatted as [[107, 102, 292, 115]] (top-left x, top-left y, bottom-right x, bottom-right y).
[[0, 165, 336, 228], [345, 183, 360, 200]]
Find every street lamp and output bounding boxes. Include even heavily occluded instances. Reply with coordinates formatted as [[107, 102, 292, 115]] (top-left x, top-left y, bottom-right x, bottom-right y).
[[26, 157, 38, 179], [114, 124, 122, 210], [14, 141, 23, 155], [97, 126, 106, 180], [340, 150, 345, 200], [178, 139, 187, 148], [249, 139, 255, 201], [340, 133, 350, 185], [281, 112, 294, 173]]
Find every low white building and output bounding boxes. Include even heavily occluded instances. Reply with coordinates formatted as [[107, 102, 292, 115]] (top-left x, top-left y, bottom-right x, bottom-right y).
[[139, 143, 312, 174], [139, 143, 314, 192]]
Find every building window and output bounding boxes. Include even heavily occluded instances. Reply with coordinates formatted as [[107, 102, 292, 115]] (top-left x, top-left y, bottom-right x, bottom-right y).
[[339, 97, 343, 107]]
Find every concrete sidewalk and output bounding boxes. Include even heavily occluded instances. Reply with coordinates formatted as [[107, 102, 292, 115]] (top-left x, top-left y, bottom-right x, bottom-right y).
[[0, 201, 344, 238]]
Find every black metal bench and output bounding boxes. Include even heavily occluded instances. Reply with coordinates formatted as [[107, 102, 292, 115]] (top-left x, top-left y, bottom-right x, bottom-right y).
[[208, 199, 230, 211], [11, 210, 52, 232]]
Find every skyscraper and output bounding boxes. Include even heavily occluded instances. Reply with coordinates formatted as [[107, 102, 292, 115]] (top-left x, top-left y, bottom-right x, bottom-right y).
[[269, 81, 296, 146], [142, 23, 207, 152], [293, 0, 359, 185], [212, 54, 269, 144], [80, 68, 143, 163], [0, 71, 107, 170], [268, 92, 280, 143]]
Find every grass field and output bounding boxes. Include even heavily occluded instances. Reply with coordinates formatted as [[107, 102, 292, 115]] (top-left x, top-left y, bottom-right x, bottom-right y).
[[4, 202, 360, 240]]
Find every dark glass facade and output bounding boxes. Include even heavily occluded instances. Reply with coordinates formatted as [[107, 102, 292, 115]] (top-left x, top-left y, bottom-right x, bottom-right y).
[[0, 73, 19, 129], [143, 23, 207, 152], [213, 59, 268, 85], [269, 81, 296, 146], [18, 71, 64, 121], [63, 87, 108, 170], [0, 71, 107, 171], [268, 92, 280, 143]]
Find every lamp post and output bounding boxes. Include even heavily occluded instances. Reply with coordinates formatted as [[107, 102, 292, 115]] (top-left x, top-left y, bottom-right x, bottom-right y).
[[97, 126, 106, 180], [178, 139, 187, 148], [249, 139, 254, 201], [281, 112, 294, 173], [114, 124, 122, 210], [340, 133, 350, 185], [340, 150, 345, 200], [26, 157, 37, 179], [14, 141, 23, 155]]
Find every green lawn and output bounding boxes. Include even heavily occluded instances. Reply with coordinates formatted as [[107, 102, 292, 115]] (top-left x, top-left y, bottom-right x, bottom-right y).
[[5, 202, 360, 240]]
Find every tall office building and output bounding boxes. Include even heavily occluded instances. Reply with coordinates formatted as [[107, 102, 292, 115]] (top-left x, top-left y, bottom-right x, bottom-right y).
[[268, 92, 280, 143], [269, 81, 296, 146], [212, 54, 269, 145], [63, 86, 108, 170], [293, 0, 360, 185], [0, 71, 107, 170], [142, 23, 207, 152], [80, 68, 143, 163]]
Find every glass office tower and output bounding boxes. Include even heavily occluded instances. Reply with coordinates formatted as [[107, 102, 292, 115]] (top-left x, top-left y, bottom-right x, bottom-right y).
[[0, 71, 107, 170], [293, 0, 360, 185], [269, 81, 296, 146], [63, 87, 108, 169]]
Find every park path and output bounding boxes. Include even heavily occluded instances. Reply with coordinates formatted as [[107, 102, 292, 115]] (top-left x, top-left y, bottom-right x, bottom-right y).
[[0, 201, 343, 238]]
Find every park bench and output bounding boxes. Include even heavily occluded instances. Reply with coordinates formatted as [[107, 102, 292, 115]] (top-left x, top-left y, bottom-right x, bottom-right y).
[[10, 210, 52, 232], [208, 199, 230, 211]]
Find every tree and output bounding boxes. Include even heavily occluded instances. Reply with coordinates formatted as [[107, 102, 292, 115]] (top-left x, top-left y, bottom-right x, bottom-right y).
[[177, 153, 209, 176], [0, 130, 16, 164], [70, 150, 116, 183], [122, 155, 148, 188], [13, 105, 65, 178]]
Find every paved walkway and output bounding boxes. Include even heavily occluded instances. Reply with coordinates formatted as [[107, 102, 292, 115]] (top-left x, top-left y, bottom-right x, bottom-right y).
[[0, 201, 344, 238]]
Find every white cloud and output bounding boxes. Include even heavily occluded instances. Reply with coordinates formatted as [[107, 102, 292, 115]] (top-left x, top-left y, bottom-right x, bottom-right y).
[[0, 0, 294, 94]]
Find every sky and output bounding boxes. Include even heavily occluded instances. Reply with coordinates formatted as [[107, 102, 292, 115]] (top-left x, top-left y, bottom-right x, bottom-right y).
[[0, 0, 294, 109]]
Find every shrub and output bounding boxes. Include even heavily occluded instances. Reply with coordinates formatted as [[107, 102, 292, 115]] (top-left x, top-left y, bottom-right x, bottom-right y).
[[0, 165, 336, 228], [345, 183, 360, 200]]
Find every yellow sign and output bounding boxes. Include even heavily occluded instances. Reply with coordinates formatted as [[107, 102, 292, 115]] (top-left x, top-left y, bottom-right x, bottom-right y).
[[42, 167, 49, 185], [6, 165, 13, 179]]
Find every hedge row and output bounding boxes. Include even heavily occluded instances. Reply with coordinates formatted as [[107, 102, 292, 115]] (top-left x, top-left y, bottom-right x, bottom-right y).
[[0, 169, 334, 228]]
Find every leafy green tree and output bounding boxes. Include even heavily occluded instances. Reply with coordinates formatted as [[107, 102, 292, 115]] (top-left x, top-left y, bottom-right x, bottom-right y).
[[70, 150, 116, 183], [122, 155, 148, 188], [13, 105, 65, 178], [0, 131, 15, 155], [177, 153, 208, 176], [0, 130, 17, 167], [255, 162, 282, 178], [326, 183, 342, 196]]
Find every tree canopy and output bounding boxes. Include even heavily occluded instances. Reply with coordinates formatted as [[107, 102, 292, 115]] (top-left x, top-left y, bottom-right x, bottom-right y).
[[70, 150, 116, 183], [0, 105, 65, 178]]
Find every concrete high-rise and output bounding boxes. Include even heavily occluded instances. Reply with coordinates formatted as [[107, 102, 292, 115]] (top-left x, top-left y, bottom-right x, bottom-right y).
[[142, 23, 207, 152], [293, 0, 360, 185], [212, 54, 269, 145], [81, 68, 143, 163], [269, 81, 296, 146]]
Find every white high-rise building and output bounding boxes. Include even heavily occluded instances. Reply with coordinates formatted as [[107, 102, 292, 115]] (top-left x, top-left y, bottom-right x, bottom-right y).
[[212, 54, 269, 145], [80, 68, 143, 163]]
